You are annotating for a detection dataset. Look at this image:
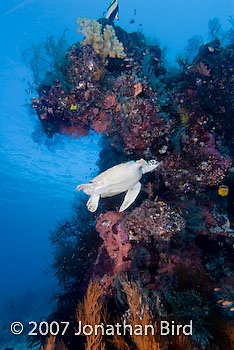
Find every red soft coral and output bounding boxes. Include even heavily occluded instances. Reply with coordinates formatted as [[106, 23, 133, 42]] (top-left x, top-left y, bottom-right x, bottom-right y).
[[96, 212, 131, 275]]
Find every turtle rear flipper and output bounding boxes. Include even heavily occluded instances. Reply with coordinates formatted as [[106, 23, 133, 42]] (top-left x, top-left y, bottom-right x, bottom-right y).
[[76, 183, 95, 195], [119, 182, 141, 212], [87, 194, 100, 212]]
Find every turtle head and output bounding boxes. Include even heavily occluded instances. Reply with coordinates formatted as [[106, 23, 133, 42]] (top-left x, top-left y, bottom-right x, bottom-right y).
[[141, 159, 160, 174]]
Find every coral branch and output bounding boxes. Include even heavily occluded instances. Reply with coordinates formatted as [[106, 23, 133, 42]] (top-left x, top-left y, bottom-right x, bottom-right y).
[[122, 281, 164, 350], [76, 279, 107, 350]]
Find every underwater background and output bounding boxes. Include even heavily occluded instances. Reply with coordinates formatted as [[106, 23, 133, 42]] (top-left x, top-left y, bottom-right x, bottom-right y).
[[1, 0, 234, 349]]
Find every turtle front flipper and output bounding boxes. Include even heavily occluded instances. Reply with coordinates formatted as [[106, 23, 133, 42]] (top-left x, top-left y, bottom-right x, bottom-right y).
[[87, 194, 100, 212], [119, 182, 141, 212]]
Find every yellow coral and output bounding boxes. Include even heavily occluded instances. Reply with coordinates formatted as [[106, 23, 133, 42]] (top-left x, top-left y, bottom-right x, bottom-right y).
[[178, 105, 189, 127], [77, 17, 126, 61]]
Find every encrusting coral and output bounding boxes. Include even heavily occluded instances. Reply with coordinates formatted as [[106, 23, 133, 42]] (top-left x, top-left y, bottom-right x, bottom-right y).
[[77, 17, 126, 61]]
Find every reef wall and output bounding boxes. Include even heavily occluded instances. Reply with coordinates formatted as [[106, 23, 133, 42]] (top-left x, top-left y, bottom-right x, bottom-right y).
[[28, 16, 234, 350]]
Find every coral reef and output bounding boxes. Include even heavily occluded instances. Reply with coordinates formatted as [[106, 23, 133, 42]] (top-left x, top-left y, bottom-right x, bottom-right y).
[[123, 199, 185, 243], [26, 14, 234, 350], [95, 211, 131, 276], [77, 17, 126, 60], [122, 281, 163, 350], [75, 279, 107, 350]]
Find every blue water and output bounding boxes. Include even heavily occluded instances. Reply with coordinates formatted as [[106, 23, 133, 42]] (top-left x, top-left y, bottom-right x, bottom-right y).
[[0, 60, 101, 348], [0, 0, 233, 348]]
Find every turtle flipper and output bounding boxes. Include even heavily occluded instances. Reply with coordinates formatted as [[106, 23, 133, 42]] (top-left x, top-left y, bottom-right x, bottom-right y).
[[87, 194, 100, 212], [119, 182, 141, 212], [77, 183, 95, 195]]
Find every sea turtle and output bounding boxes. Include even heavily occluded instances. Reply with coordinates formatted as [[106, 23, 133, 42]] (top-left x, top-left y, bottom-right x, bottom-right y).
[[76, 159, 160, 212]]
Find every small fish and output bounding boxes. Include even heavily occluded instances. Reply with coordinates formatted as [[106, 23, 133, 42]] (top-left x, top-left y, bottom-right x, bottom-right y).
[[70, 104, 77, 111], [230, 307, 234, 311], [218, 185, 229, 196], [159, 145, 168, 154], [222, 301, 233, 306], [106, 0, 119, 22], [214, 288, 221, 292], [130, 19, 135, 24], [217, 299, 224, 304], [148, 182, 153, 199]]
